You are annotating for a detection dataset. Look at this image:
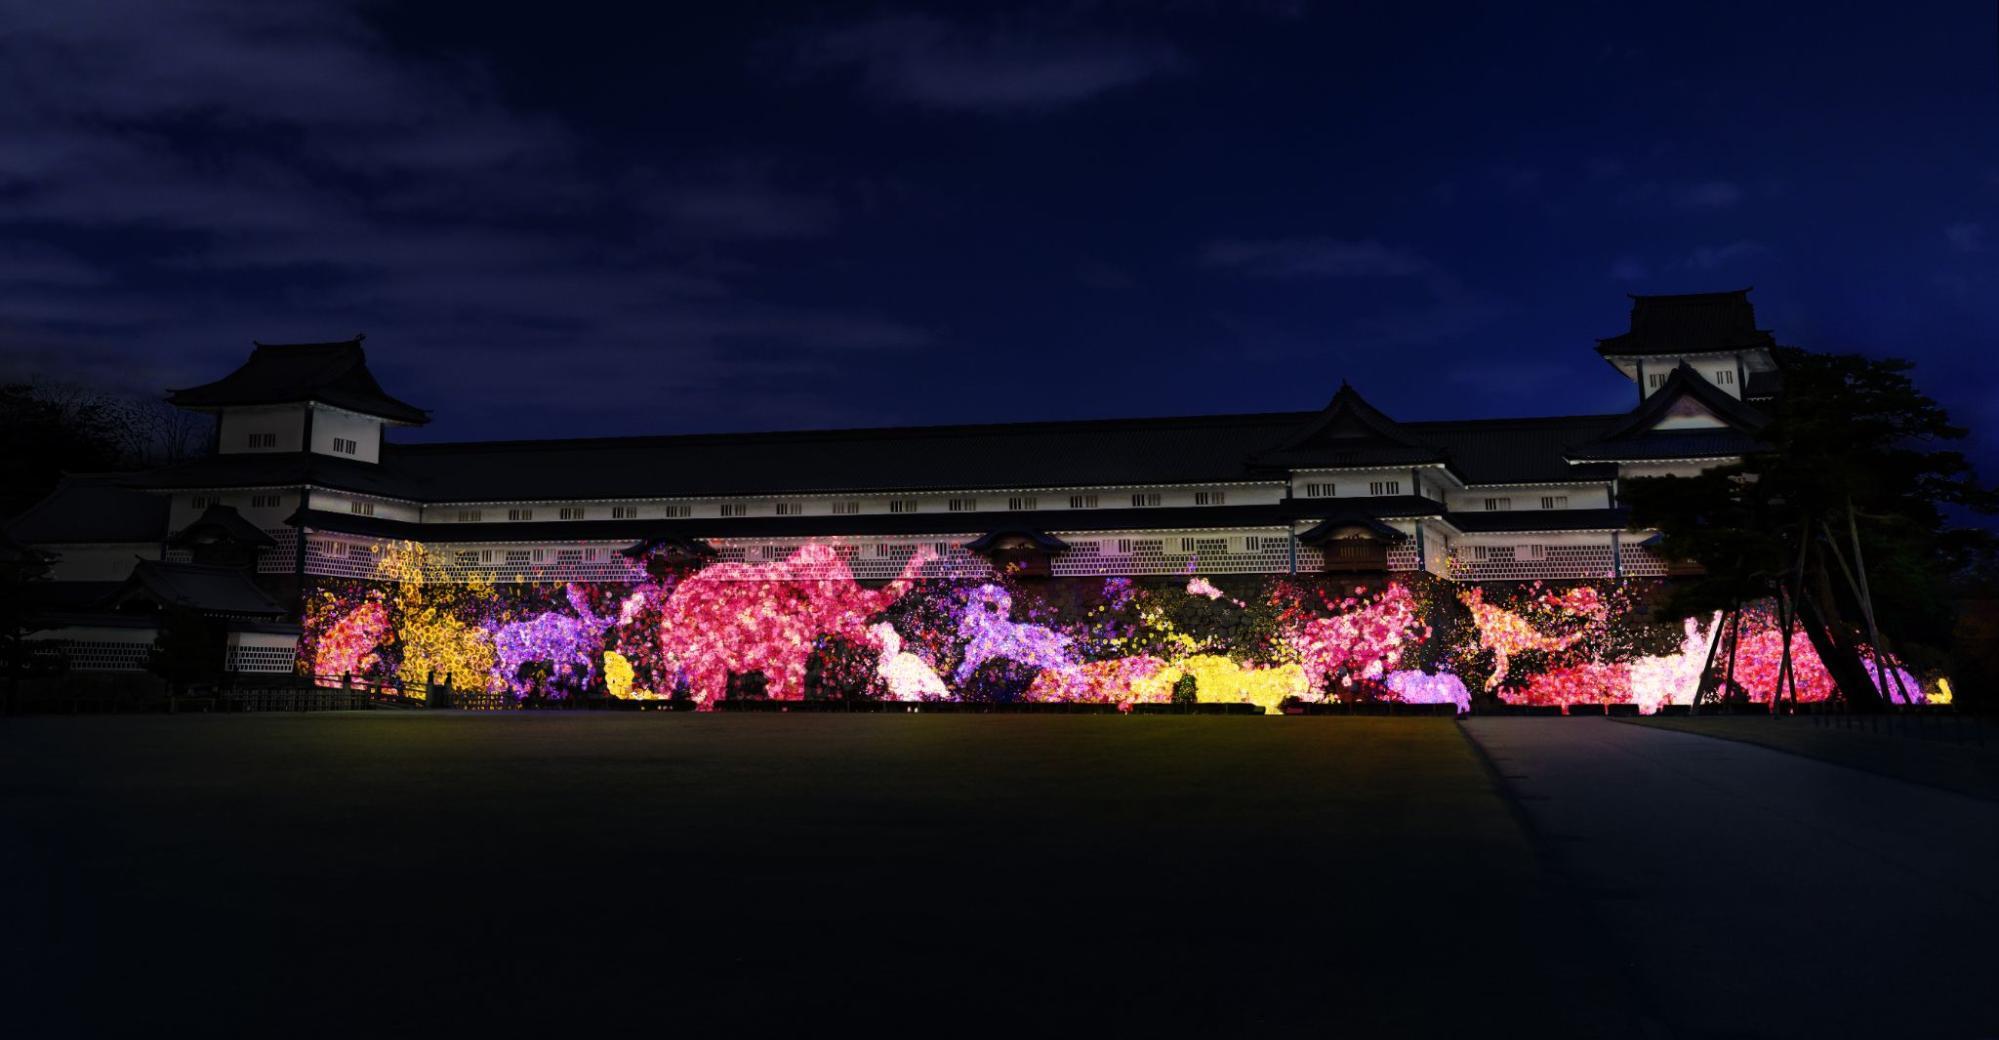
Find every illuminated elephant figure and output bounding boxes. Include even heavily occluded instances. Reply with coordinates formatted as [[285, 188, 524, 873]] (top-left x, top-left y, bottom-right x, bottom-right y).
[[490, 584, 626, 696], [655, 543, 937, 706]]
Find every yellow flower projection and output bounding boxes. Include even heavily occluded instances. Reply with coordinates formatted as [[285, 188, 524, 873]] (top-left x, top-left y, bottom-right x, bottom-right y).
[[374, 540, 499, 689]]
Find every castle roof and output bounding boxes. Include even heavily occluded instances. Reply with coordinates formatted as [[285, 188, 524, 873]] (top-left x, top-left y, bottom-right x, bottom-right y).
[[168, 337, 428, 424]]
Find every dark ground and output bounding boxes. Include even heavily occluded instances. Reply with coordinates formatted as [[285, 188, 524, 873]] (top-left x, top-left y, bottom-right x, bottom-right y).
[[2, 715, 1993, 1037]]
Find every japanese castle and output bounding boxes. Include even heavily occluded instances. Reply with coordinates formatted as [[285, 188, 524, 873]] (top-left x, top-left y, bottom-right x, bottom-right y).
[[8, 289, 1782, 674]]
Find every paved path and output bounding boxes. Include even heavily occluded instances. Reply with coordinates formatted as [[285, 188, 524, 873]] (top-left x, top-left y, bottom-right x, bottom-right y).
[[1463, 717, 1999, 1039]]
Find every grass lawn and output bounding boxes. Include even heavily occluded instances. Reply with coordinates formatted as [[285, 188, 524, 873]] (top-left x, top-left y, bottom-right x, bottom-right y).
[[0, 715, 1616, 1036], [1625, 715, 1999, 801]]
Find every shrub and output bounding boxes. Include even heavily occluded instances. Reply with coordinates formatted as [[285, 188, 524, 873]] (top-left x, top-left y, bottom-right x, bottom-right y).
[[1171, 671, 1199, 706]]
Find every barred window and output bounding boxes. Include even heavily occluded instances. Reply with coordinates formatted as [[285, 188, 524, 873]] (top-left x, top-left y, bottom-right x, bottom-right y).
[[1007, 496, 1038, 511], [774, 502, 803, 516], [832, 501, 860, 515], [720, 503, 748, 517], [559, 506, 586, 520], [190, 495, 210, 510], [663, 505, 692, 518], [1131, 493, 1162, 508], [250, 494, 281, 509], [1068, 494, 1099, 509], [248, 432, 278, 449], [1484, 497, 1512, 511], [611, 506, 638, 519], [456, 509, 483, 522], [1540, 495, 1569, 510], [508, 508, 533, 521], [889, 499, 919, 513], [348, 500, 375, 516], [1194, 490, 1226, 506], [948, 498, 977, 512], [1302, 482, 1335, 498], [1369, 480, 1400, 496]]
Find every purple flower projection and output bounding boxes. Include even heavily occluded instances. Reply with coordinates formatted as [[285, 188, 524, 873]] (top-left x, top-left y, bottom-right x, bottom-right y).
[[952, 584, 1076, 681], [490, 584, 623, 696]]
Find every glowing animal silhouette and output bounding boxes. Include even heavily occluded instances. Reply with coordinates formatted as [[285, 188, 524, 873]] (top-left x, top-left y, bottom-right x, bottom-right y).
[[1459, 587, 1588, 690], [953, 584, 1075, 681], [491, 584, 623, 695], [314, 594, 390, 679], [655, 543, 936, 706], [870, 622, 949, 701]]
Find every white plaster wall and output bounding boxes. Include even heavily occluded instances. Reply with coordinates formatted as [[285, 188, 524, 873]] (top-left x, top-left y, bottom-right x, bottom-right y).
[[217, 405, 306, 454], [1289, 469, 1426, 499], [1444, 485, 1611, 511], [311, 406, 383, 463]]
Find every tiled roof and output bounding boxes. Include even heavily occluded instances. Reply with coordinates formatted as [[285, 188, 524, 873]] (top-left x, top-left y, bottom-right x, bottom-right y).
[[115, 560, 288, 617], [1444, 508, 1632, 533], [168, 338, 428, 423], [6, 476, 169, 544], [1565, 364, 1769, 462], [168, 504, 277, 547], [1251, 384, 1448, 470], [1596, 289, 1776, 358]]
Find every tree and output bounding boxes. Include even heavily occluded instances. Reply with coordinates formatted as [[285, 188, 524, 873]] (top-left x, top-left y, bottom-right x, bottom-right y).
[[1623, 349, 1996, 711], [0, 535, 56, 711]]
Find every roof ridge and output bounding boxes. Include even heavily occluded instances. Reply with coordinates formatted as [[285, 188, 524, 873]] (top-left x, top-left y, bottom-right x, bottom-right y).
[[390, 408, 1319, 454]]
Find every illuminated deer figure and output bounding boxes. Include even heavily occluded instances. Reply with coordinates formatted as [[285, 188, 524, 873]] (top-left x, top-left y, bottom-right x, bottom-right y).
[[654, 543, 937, 707], [953, 584, 1075, 682], [490, 584, 624, 696]]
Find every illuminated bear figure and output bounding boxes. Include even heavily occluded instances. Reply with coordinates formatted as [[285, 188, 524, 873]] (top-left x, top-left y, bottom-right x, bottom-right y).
[[655, 543, 937, 707], [490, 584, 625, 697]]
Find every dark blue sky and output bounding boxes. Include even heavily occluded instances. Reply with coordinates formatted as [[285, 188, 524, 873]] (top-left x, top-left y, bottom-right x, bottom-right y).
[[3, 2, 1995, 470]]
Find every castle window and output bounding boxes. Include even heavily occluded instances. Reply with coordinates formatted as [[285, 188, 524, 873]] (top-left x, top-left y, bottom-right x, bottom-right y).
[[663, 505, 691, 518], [330, 436, 357, 455], [250, 494, 281, 509], [1648, 372, 1666, 389], [457, 509, 483, 522], [1068, 494, 1099, 509], [508, 508, 533, 522], [1302, 482, 1334, 498], [1484, 497, 1512, 511], [559, 507, 586, 520], [889, 499, 920, 514], [1194, 491, 1226, 506], [948, 498, 977, 512], [720, 503, 748, 518], [348, 500, 375, 517], [611, 506, 638, 520], [1131, 493, 1162, 508], [774, 502, 803, 516], [1540, 495, 1569, 509], [190, 495, 210, 510], [1715, 369, 1736, 385], [1369, 481, 1401, 496], [832, 501, 860, 515], [1007, 496, 1038, 511]]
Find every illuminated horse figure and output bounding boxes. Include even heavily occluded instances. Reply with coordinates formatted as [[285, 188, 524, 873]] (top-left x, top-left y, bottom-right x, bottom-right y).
[[656, 543, 936, 707], [491, 584, 629, 696], [953, 585, 1075, 682]]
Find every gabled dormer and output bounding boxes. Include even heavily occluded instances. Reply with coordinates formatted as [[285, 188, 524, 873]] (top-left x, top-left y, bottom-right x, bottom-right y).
[[1255, 383, 1448, 470], [167, 336, 428, 464], [1596, 289, 1779, 402], [1564, 362, 1770, 468]]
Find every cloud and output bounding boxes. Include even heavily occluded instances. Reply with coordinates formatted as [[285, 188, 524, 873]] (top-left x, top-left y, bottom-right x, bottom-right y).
[[789, 14, 1181, 112], [0, 0, 925, 427], [1945, 222, 1984, 254], [1681, 240, 1767, 270], [1671, 180, 1743, 210], [1201, 238, 1435, 280]]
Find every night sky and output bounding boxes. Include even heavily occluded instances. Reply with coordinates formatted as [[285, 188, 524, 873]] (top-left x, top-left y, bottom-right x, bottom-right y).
[[3, 2, 1996, 471]]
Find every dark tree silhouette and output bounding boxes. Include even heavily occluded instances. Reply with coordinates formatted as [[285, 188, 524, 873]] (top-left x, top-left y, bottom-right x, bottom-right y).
[[1623, 349, 1996, 711]]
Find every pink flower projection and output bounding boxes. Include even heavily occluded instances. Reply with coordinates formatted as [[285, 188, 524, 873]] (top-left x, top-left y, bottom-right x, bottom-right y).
[[312, 594, 389, 679], [490, 584, 626, 696], [653, 543, 936, 706], [1458, 586, 1588, 690], [952, 584, 1076, 681], [1287, 583, 1426, 693]]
